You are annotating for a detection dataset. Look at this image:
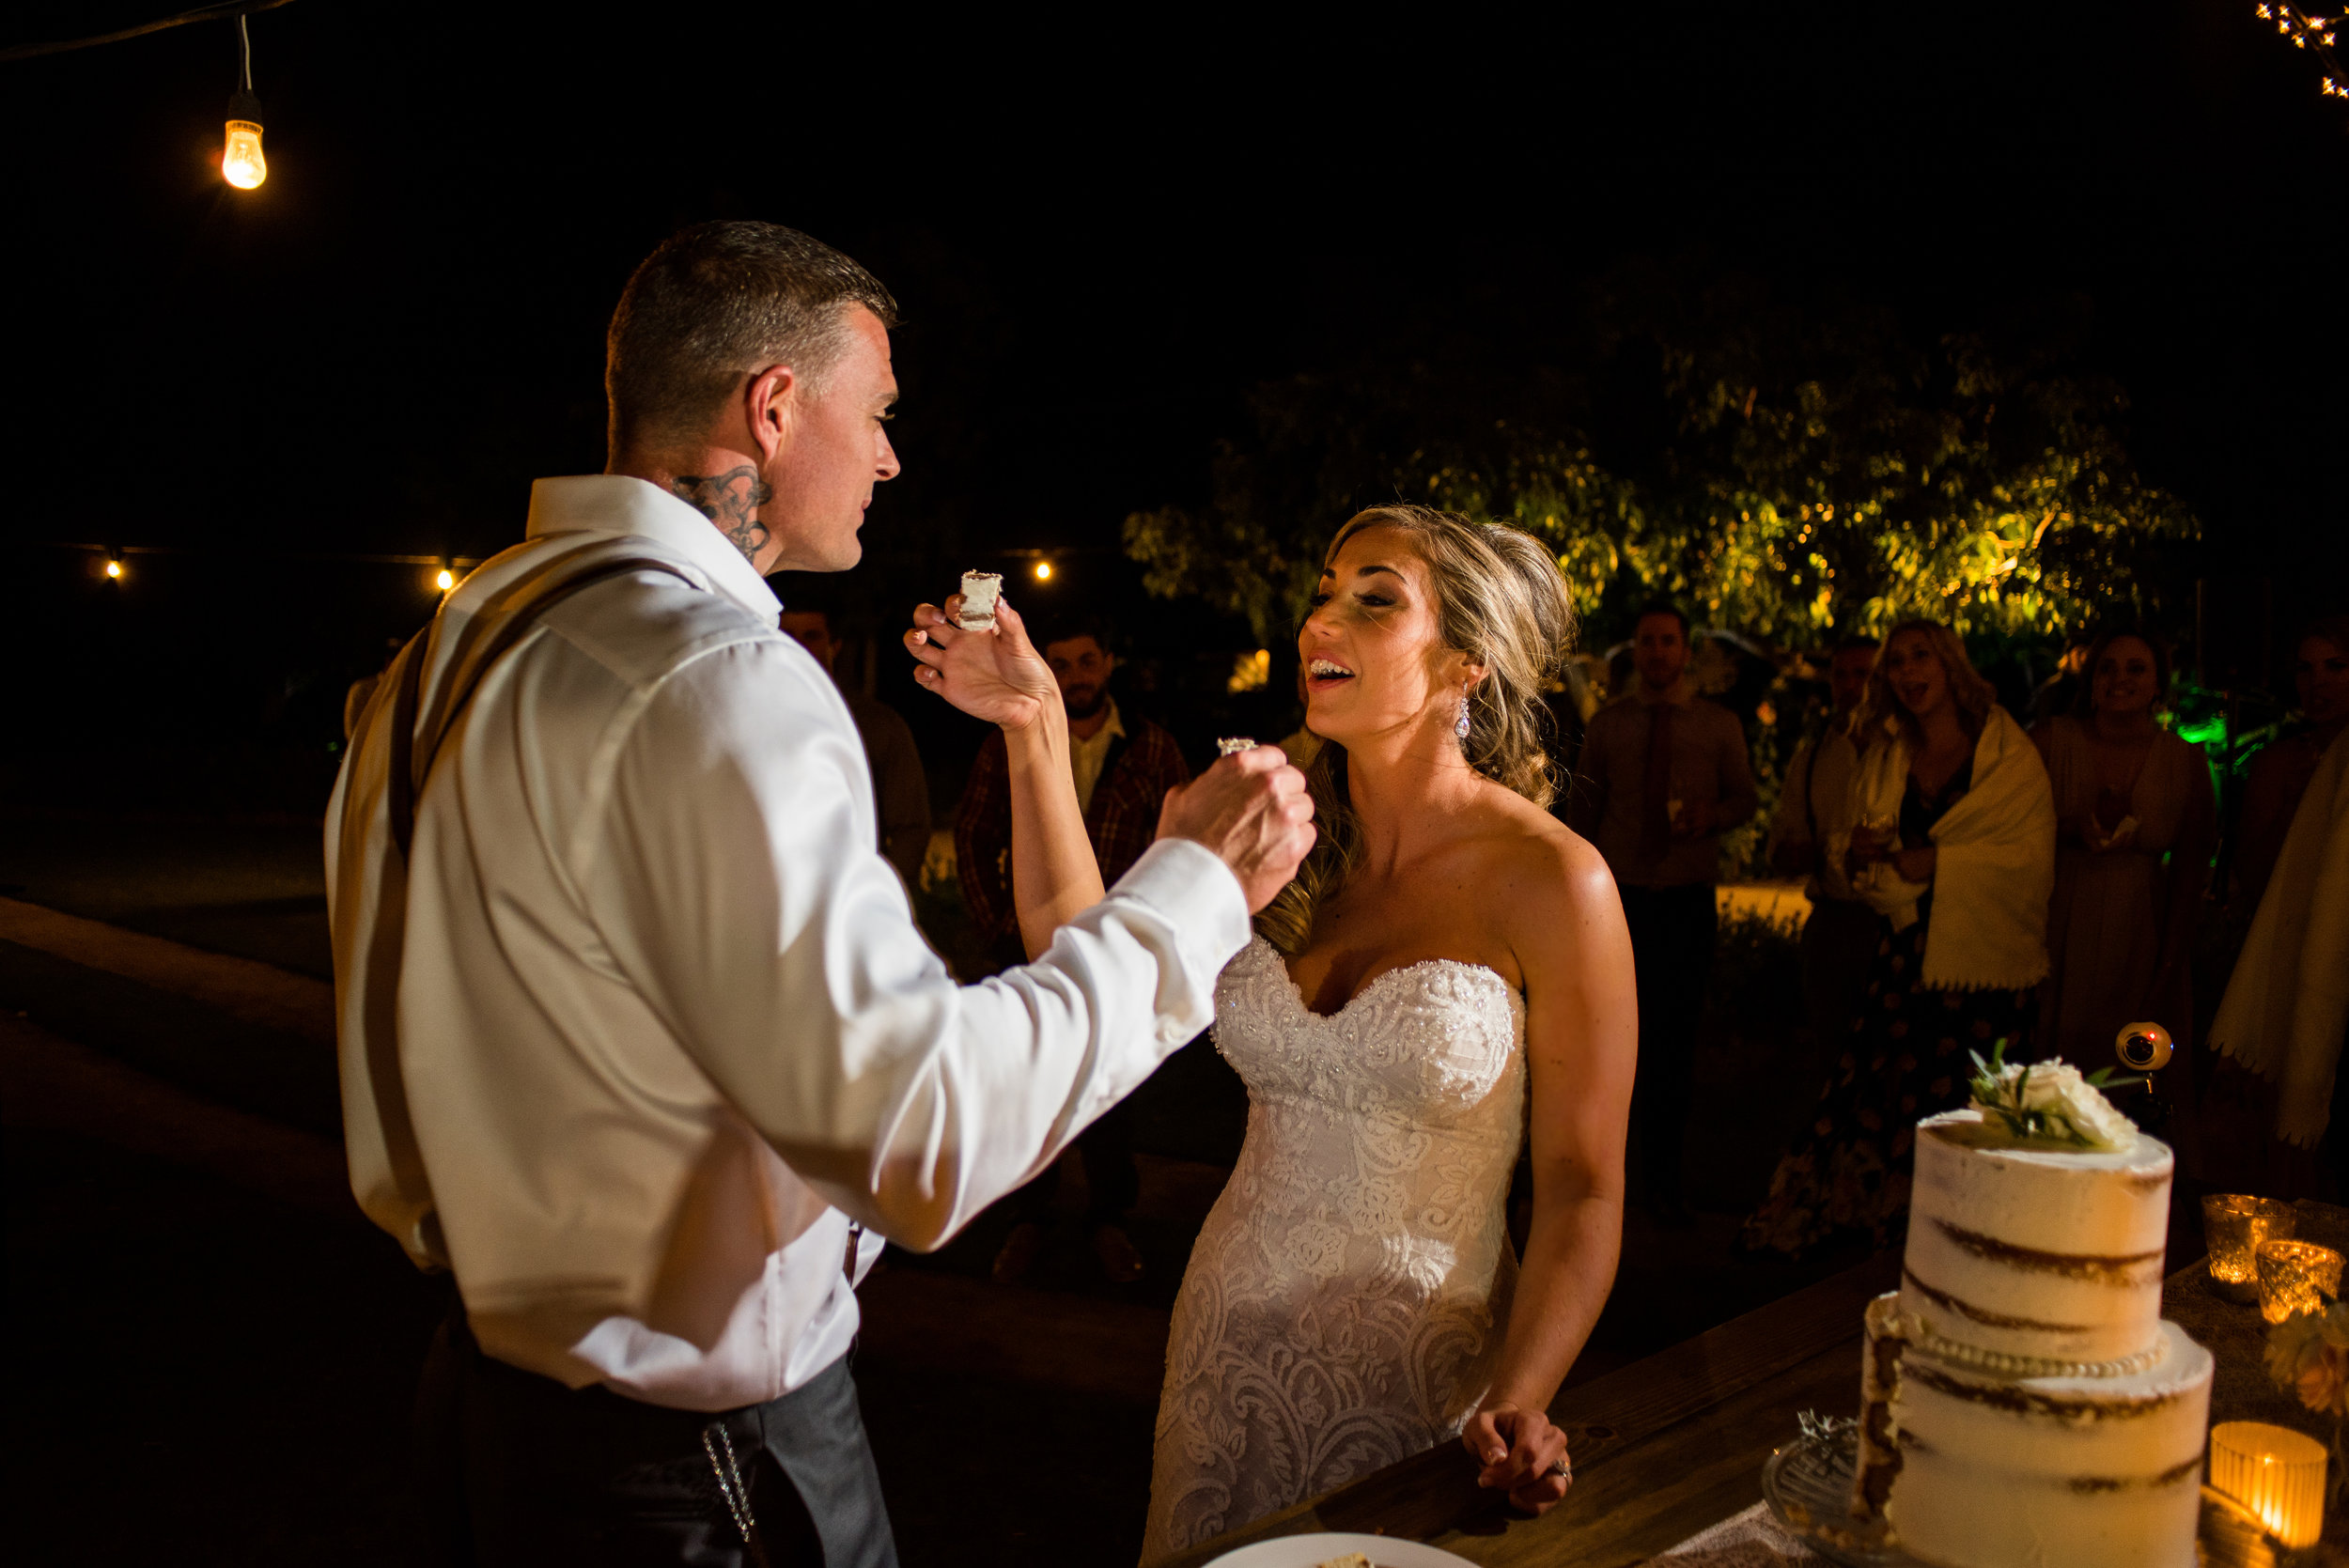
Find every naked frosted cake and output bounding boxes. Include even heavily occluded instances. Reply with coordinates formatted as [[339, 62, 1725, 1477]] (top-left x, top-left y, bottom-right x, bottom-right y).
[[1849, 1056, 2211, 1568]]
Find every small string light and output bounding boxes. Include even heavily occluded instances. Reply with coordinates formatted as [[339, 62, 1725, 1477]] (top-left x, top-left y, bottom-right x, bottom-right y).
[[104, 551, 125, 581], [1034, 560, 1054, 581], [2254, 3, 2348, 98], [221, 16, 266, 190], [433, 561, 456, 593]]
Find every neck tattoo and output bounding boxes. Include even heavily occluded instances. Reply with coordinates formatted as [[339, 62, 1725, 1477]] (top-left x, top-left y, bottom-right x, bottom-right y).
[[670, 466, 774, 564]]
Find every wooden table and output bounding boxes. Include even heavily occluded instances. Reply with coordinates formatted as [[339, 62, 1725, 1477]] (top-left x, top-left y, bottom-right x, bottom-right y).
[[1167, 1201, 2349, 1568], [1161, 1250, 1902, 1568]]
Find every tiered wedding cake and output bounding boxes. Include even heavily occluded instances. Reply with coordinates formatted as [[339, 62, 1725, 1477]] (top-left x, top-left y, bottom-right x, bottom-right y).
[[1848, 1055, 2212, 1568]]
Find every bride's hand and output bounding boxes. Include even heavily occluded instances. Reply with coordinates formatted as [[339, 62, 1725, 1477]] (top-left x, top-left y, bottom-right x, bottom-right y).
[[903, 596, 1059, 732], [1463, 1401, 1571, 1514]]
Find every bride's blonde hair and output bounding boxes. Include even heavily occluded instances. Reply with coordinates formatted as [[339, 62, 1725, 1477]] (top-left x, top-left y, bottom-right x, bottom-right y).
[[1256, 505, 1576, 955]]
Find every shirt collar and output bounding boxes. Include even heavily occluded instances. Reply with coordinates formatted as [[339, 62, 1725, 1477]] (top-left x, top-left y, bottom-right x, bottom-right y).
[[1075, 698, 1127, 749], [524, 474, 783, 623], [1634, 675, 1692, 706]]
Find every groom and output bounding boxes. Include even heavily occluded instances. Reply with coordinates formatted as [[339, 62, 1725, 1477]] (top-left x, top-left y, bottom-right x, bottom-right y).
[[327, 221, 1315, 1566]]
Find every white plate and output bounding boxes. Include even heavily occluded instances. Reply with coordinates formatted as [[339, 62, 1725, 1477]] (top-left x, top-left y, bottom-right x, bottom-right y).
[[1202, 1532, 1480, 1568]]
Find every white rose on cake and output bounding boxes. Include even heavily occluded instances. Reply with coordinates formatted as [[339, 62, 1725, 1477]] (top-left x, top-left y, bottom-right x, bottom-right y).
[[1968, 1046, 2140, 1152]]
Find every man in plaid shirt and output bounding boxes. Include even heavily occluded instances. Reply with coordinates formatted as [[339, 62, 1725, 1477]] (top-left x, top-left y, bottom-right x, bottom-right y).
[[955, 613, 1192, 1283]]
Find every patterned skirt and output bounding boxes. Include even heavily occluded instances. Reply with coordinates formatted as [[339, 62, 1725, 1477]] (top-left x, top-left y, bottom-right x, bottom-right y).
[[1742, 908, 2036, 1259]]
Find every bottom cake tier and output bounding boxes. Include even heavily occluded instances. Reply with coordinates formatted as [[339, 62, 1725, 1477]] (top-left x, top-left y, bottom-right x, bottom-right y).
[[1853, 1294, 2213, 1568]]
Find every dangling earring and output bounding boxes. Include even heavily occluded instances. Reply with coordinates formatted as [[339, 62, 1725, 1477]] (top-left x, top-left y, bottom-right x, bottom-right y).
[[1455, 691, 1472, 741]]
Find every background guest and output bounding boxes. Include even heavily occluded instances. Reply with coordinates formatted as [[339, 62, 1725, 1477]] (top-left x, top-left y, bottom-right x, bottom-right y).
[[955, 613, 1191, 1283], [2235, 614, 2349, 914], [2030, 628, 2213, 1064], [2212, 722, 2349, 1193], [1767, 635, 1881, 1087], [1568, 604, 1757, 1223], [1745, 620, 2054, 1256], [780, 599, 932, 891]]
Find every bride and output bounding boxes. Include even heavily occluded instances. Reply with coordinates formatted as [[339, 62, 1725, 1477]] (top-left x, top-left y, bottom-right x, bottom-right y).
[[908, 505, 1635, 1559]]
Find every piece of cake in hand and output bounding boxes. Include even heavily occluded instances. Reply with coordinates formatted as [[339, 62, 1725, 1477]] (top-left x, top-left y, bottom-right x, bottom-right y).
[[955, 570, 1003, 629]]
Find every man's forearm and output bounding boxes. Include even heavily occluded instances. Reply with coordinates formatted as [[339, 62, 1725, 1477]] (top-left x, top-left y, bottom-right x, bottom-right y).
[[1005, 711, 1108, 959]]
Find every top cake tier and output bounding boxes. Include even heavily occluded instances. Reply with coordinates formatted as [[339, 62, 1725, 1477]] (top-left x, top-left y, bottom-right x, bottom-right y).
[[1900, 1108, 2171, 1372]]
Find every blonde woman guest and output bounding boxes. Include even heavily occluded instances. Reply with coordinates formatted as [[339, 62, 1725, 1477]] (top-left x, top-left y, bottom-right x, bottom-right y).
[[1744, 621, 2055, 1257], [2031, 629, 2215, 1063]]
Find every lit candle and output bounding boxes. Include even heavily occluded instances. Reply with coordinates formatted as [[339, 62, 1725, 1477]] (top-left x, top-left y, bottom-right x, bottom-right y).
[[2210, 1421, 2327, 1547], [2204, 1195, 2297, 1303], [2256, 1239, 2344, 1327]]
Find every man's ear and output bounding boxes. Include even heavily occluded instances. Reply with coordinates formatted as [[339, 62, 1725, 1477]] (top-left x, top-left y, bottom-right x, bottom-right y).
[[743, 364, 799, 465]]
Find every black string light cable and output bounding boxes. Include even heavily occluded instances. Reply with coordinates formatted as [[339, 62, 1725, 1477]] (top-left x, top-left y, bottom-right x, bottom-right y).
[[0, 1, 299, 64], [42, 540, 479, 596]]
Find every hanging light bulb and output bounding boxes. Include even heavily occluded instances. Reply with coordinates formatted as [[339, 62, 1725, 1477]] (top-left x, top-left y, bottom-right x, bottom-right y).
[[221, 17, 266, 191], [103, 551, 125, 582], [433, 561, 456, 593], [1034, 560, 1054, 581]]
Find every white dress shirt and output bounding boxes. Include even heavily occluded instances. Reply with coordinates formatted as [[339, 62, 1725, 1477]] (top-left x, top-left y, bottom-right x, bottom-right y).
[[1767, 719, 1863, 904], [327, 475, 1249, 1412], [1068, 698, 1127, 814]]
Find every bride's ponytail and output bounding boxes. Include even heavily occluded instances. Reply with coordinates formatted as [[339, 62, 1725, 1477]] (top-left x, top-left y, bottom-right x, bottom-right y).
[[1256, 505, 1577, 955]]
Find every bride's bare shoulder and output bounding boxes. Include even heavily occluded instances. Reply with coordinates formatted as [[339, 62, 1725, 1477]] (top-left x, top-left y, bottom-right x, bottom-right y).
[[1466, 784, 1616, 909]]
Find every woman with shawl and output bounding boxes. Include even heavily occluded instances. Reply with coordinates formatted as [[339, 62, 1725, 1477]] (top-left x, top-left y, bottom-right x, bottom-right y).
[[1744, 621, 2056, 1256]]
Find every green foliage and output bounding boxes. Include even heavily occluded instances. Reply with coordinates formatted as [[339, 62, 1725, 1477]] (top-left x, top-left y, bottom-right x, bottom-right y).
[[1123, 280, 2200, 650]]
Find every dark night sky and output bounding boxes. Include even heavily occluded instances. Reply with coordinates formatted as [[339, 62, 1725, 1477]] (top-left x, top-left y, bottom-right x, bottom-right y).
[[3, 1, 2344, 777]]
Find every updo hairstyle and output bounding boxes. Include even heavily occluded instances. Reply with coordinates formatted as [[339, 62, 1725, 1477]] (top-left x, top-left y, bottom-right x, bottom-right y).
[[1256, 505, 1576, 955]]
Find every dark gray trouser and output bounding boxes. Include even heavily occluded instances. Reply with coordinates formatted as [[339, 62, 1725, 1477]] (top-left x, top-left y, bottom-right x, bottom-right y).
[[416, 1304, 897, 1568]]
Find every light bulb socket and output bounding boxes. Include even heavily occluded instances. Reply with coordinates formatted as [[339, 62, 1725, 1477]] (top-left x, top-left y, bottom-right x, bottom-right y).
[[227, 87, 264, 126]]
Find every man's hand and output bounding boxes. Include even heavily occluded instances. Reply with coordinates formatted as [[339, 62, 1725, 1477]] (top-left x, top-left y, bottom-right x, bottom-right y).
[[1156, 747, 1315, 912], [1462, 1401, 1571, 1514], [1671, 798, 1716, 839], [903, 597, 1058, 732]]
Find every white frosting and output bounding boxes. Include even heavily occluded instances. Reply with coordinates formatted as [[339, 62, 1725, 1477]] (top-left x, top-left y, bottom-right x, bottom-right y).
[[1886, 1322, 2212, 1568], [956, 571, 1003, 629], [1898, 1109, 2170, 1366]]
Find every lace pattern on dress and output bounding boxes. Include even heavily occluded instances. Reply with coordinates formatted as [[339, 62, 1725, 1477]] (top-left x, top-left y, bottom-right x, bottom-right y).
[[1140, 937, 1528, 1561]]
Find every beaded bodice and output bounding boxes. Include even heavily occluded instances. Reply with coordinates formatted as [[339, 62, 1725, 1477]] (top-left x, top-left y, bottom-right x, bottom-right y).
[[1141, 936, 1528, 1559]]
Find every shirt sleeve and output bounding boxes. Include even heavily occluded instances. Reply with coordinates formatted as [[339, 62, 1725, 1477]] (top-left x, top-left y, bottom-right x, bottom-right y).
[[1565, 706, 1612, 836], [1768, 736, 1817, 855], [583, 641, 1250, 1252], [1714, 706, 1760, 831], [953, 730, 1016, 944]]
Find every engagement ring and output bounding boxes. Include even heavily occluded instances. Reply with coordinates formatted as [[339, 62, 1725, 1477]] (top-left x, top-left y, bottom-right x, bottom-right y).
[[1550, 1457, 1572, 1480]]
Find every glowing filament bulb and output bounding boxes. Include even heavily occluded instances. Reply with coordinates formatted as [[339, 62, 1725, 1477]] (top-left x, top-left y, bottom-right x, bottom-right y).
[[434, 567, 456, 592], [1034, 560, 1053, 581], [104, 556, 124, 580], [223, 119, 267, 189]]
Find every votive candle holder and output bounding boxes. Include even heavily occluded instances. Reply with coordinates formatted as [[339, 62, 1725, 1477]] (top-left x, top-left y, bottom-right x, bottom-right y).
[[2204, 1195, 2297, 1304], [2256, 1239, 2344, 1326], [2210, 1420, 2328, 1548]]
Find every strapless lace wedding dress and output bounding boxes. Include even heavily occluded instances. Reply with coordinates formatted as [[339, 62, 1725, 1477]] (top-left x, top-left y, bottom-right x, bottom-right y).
[[1139, 936, 1528, 1561]]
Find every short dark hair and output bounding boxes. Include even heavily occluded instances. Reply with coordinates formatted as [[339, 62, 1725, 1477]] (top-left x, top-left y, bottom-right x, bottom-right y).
[[1833, 634, 1882, 656], [1034, 612, 1114, 658], [606, 221, 901, 456], [1632, 602, 1688, 639]]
